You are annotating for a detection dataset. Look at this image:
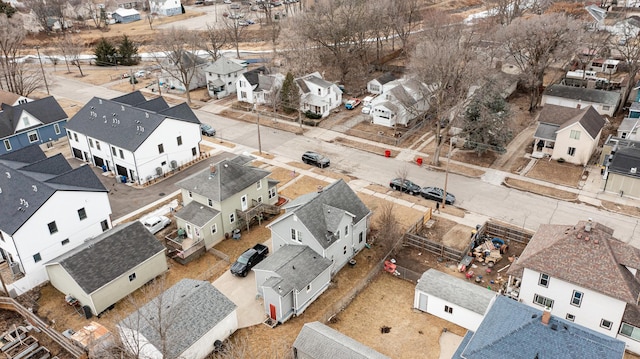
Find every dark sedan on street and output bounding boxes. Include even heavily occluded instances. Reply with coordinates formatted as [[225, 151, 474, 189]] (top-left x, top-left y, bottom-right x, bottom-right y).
[[389, 178, 421, 195], [420, 186, 455, 205]]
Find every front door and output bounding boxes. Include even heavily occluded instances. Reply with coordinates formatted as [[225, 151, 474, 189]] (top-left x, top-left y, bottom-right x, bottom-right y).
[[241, 195, 248, 211], [419, 293, 428, 311], [269, 304, 276, 320]]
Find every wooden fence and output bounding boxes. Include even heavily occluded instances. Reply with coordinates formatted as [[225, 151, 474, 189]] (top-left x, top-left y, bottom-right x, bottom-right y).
[[480, 221, 534, 245], [0, 297, 86, 359], [404, 233, 469, 262]]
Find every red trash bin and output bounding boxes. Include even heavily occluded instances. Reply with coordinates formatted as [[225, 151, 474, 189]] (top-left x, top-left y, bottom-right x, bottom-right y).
[[416, 157, 423, 166], [384, 150, 391, 157]]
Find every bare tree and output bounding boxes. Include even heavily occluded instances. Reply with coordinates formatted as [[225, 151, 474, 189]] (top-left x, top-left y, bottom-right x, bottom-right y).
[[60, 35, 86, 77], [610, 22, 640, 112], [200, 24, 228, 61], [483, 0, 526, 25], [222, 16, 246, 58], [410, 12, 483, 166], [496, 13, 582, 112], [153, 27, 202, 104], [384, 0, 421, 53], [574, 30, 610, 79], [373, 202, 402, 251], [145, 0, 159, 30], [277, 26, 321, 76], [0, 14, 26, 93]]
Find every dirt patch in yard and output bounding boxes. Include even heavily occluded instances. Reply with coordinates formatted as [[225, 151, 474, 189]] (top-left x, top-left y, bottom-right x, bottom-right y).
[[441, 223, 475, 250], [504, 178, 578, 201], [451, 149, 498, 168], [359, 193, 426, 230], [526, 160, 586, 188], [279, 176, 331, 200], [600, 200, 640, 218], [268, 166, 300, 187]]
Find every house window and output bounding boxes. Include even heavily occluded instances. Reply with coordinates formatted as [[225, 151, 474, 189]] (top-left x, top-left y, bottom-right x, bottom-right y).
[[603, 105, 611, 111], [61, 238, 70, 246], [22, 117, 29, 126], [48, 221, 58, 234], [229, 213, 235, 224], [3, 139, 11, 151], [188, 191, 193, 198], [307, 284, 312, 292], [570, 130, 581, 140], [566, 313, 575, 322], [256, 180, 262, 190], [33, 253, 42, 263], [158, 144, 164, 154], [620, 323, 640, 341], [336, 230, 340, 239], [241, 91, 247, 99], [112, 146, 117, 156], [257, 196, 263, 203], [444, 305, 453, 314], [533, 294, 554, 309], [77, 208, 87, 220], [101, 219, 109, 232], [567, 147, 576, 156], [89, 138, 94, 148], [539, 273, 550, 287], [74, 133, 78, 142], [211, 223, 217, 234], [128, 273, 136, 281], [291, 228, 296, 241], [345, 225, 348, 236], [571, 290, 583, 307], [161, 161, 166, 166], [268, 187, 277, 199], [54, 123, 61, 134], [192, 147, 197, 156], [119, 149, 124, 159], [317, 89, 321, 95], [177, 136, 182, 146], [208, 199, 213, 207], [27, 131, 39, 143], [359, 232, 363, 243], [601, 319, 613, 330], [96, 141, 101, 150], [343, 246, 347, 255]]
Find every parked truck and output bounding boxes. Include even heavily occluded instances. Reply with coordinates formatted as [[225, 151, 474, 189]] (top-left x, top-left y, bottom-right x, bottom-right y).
[[230, 243, 269, 277]]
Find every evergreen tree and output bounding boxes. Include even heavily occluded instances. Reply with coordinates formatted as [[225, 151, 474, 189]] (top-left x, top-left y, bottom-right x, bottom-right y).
[[118, 35, 139, 66], [280, 72, 298, 114], [462, 82, 512, 156], [94, 37, 117, 66]]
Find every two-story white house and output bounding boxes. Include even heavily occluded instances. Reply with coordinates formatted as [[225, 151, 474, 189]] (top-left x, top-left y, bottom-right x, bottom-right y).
[[532, 104, 606, 165], [173, 156, 279, 255], [295, 72, 342, 118], [65, 91, 202, 186], [506, 220, 640, 354], [203, 56, 247, 99], [0, 145, 112, 296], [369, 78, 432, 127], [148, 0, 182, 16], [236, 67, 284, 105]]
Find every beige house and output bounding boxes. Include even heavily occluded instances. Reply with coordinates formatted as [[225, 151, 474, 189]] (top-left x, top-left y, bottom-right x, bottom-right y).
[[533, 104, 606, 165], [171, 155, 279, 262], [45, 221, 168, 316]]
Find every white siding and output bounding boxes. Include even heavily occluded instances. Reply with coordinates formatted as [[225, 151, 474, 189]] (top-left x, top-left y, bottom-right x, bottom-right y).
[[413, 289, 487, 331], [180, 310, 238, 359], [541, 96, 616, 117]]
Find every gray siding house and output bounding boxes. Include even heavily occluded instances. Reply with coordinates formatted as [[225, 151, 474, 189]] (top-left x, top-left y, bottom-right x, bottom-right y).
[[118, 279, 238, 359], [293, 321, 390, 359], [45, 221, 168, 316], [253, 245, 332, 324], [268, 179, 371, 275]]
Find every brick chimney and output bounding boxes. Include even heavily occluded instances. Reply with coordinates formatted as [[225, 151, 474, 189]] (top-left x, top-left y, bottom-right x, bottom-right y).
[[541, 308, 551, 325]]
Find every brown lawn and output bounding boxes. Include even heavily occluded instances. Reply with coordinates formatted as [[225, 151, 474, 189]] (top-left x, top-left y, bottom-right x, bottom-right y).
[[526, 160, 585, 188], [279, 176, 330, 199], [504, 178, 578, 201]]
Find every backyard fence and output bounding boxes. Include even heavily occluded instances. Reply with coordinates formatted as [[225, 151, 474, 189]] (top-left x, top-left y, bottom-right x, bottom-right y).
[[480, 221, 534, 245], [402, 211, 472, 263], [195, 248, 230, 281]]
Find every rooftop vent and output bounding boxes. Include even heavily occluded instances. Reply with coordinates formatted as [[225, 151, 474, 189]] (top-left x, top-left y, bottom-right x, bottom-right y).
[[317, 185, 323, 193], [98, 99, 102, 104], [551, 324, 558, 331], [121, 105, 125, 111], [145, 112, 149, 118], [632, 168, 638, 174]]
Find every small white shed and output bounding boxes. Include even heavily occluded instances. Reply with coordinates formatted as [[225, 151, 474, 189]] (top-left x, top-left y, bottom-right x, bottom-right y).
[[414, 269, 496, 331]]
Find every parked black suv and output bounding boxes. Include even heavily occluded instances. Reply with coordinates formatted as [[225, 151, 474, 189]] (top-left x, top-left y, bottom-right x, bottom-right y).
[[302, 151, 330, 168]]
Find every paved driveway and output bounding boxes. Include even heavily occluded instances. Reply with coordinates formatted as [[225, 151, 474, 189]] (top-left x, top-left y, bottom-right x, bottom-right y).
[[212, 269, 265, 328]]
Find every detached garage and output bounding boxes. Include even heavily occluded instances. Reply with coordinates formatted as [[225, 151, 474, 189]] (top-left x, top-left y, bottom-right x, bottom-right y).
[[113, 8, 141, 23], [414, 269, 496, 331]]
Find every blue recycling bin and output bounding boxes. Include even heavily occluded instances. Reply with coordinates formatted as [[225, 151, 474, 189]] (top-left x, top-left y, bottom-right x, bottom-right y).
[[121, 176, 127, 183], [102, 165, 107, 172]]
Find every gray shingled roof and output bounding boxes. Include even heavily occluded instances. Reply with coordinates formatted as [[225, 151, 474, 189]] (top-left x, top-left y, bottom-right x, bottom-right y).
[[293, 321, 390, 359], [608, 147, 640, 178], [253, 245, 331, 294], [119, 279, 236, 359], [46, 221, 166, 294], [202, 56, 245, 74], [537, 104, 586, 126], [534, 123, 559, 141], [0, 146, 107, 235], [535, 105, 605, 141], [176, 157, 271, 202], [631, 102, 640, 112], [271, 180, 370, 249], [0, 97, 68, 138], [416, 269, 495, 315], [544, 84, 621, 106], [558, 106, 606, 139], [375, 72, 396, 85], [174, 201, 220, 227], [618, 118, 640, 133], [453, 296, 626, 359], [508, 220, 640, 303], [66, 92, 200, 152]]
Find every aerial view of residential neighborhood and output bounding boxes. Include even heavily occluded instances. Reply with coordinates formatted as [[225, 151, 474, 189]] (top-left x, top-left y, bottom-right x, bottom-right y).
[[5, 0, 640, 357]]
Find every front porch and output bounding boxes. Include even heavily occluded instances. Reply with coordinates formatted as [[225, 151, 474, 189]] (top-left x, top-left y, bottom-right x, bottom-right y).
[[532, 138, 554, 159], [164, 230, 206, 265]]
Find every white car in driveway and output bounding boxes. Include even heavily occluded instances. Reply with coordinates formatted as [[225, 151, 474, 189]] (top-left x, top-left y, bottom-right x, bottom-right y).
[[141, 215, 171, 234]]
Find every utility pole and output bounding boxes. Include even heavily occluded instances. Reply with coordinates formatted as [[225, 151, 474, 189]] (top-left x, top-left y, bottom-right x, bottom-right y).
[[35, 46, 50, 95], [254, 104, 262, 154], [442, 137, 453, 209]]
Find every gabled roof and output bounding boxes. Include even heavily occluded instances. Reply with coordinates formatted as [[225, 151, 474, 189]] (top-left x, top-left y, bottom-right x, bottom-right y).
[[253, 245, 332, 294], [66, 92, 200, 152], [536, 104, 585, 126], [202, 56, 245, 75], [174, 201, 220, 227], [585, 4, 606, 23], [176, 156, 271, 202], [630, 102, 640, 112], [169, 51, 207, 69], [535, 105, 606, 140], [453, 296, 626, 359], [0, 97, 68, 138], [373, 72, 396, 86], [608, 147, 640, 178], [557, 106, 606, 139], [0, 90, 24, 106], [293, 321, 390, 359], [0, 146, 107, 236], [243, 66, 269, 87], [507, 220, 640, 303], [544, 84, 621, 106], [416, 269, 495, 315], [46, 221, 166, 294], [113, 8, 140, 16], [270, 180, 370, 249], [119, 279, 236, 359], [619, 117, 640, 133]]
